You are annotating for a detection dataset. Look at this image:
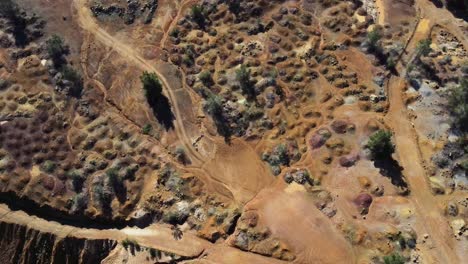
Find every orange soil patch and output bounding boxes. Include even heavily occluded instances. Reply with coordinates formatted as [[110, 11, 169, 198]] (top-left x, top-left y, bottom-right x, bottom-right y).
[[245, 182, 355, 264], [202, 139, 275, 204]]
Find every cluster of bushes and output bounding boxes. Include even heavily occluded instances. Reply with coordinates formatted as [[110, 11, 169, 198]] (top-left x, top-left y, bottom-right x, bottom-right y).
[[46, 35, 83, 97], [204, 93, 232, 141], [262, 141, 301, 175]]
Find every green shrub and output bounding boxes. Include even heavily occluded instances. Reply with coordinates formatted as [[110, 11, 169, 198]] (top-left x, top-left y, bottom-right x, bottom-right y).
[[42, 160, 56, 173], [367, 130, 395, 159], [416, 39, 432, 59], [169, 28, 180, 38], [448, 79, 468, 132], [367, 29, 381, 51], [383, 253, 405, 264], [46, 35, 68, 67], [274, 144, 290, 166], [142, 124, 152, 134]]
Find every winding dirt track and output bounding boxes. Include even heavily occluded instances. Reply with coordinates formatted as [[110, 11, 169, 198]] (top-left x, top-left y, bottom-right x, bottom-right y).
[[386, 77, 459, 263], [383, 2, 465, 261], [74, 0, 205, 165]]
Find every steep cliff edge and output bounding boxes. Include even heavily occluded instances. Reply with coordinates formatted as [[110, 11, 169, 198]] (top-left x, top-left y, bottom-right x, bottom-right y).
[[0, 204, 117, 264], [0, 221, 116, 264]]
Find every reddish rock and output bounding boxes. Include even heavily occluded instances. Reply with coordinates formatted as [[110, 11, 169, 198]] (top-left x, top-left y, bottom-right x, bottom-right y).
[[339, 154, 360, 167], [331, 119, 350, 134], [42, 175, 55, 190], [354, 193, 373, 208], [309, 128, 331, 149]]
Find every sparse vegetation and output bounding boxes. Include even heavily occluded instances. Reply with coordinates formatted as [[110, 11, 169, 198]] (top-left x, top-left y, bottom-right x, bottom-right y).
[[367, 130, 395, 160]]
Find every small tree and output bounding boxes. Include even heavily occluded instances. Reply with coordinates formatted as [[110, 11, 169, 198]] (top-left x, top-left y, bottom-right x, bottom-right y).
[[448, 78, 468, 132], [415, 39, 432, 59], [274, 144, 290, 166], [46, 35, 68, 67], [367, 28, 381, 51], [236, 65, 256, 100], [191, 5, 206, 29], [367, 130, 395, 160], [204, 94, 231, 139]]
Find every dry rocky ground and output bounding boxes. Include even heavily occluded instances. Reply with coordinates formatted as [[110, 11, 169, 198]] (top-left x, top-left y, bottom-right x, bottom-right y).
[[0, 0, 467, 263]]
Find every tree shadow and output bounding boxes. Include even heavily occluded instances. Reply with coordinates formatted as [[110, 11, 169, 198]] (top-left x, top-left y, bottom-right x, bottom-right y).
[[113, 181, 127, 205], [446, 1, 468, 22], [152, 95, 175, 130], [373, 157, 409, 189]]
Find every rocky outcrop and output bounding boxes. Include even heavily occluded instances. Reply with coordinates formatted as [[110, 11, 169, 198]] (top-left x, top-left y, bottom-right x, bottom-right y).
[[0, 221, 116, 264]]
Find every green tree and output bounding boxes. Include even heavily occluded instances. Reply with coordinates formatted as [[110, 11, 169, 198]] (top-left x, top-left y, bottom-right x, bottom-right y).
[[198, 71, 213, 86], [416, 39, 432, 59], [141, 71, 174, 129], [46, 35, 68, 67], [383, 253, 405, 264], [448, 78, 468, 132], [367, 29, 381, 51], [191, 5, 206, 29], [204, 94, 231, 140], [236, 65, 256, 100], [367, 130, 395, 160]]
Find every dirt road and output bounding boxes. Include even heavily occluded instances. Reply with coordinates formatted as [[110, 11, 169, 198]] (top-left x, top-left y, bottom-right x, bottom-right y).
[[74, 0, 205, 165]]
